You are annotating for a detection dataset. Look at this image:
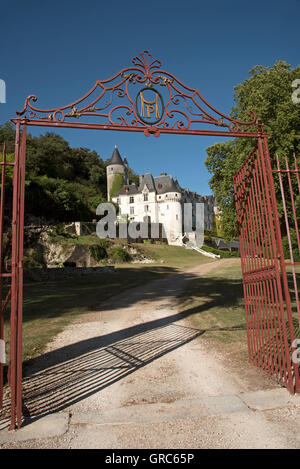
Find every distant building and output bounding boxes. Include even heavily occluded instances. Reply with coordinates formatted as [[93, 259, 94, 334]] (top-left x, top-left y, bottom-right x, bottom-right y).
[[106, 147, 215, 246]]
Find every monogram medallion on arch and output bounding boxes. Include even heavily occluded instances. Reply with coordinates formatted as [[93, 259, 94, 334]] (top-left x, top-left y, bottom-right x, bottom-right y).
[[136, 87, 164, 125]]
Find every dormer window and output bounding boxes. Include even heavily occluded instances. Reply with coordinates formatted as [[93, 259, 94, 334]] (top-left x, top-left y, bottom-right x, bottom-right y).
[[143, 193, 148, 202]]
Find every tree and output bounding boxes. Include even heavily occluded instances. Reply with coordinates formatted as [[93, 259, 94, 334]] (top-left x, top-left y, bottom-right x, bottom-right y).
[[205, 61, 300, 239], [0, 123, 139, 222]]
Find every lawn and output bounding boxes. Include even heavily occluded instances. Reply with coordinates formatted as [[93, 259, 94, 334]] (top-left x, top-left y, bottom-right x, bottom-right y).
[[178, 260, 300, 362], [3, 244, 213, 364], [131, 242, 215, 270], [177, 259, 248, 359]]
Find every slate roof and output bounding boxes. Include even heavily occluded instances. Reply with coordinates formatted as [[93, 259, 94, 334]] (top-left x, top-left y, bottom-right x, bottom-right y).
[[114, 172, 183, 198], [139, 173, 156, 192], [109, 147, 124, 166], [117, 184, 139, 196], [153, 175, 181, 194]]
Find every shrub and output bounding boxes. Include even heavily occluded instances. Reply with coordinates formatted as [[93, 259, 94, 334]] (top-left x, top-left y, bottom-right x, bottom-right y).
[[89, 244, 107, 261], [23, 256, 44, 269], [97, 238, 110, 250], [49, 224, 74, 239], [110, 246, 131, 263]]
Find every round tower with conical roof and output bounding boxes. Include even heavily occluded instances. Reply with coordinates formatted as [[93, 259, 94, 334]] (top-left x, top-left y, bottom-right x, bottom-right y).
[[106, 146, 125, 201]]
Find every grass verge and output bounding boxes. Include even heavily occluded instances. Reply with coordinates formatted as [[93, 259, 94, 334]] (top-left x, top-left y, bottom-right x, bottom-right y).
[[178, 260, 300, 362], [177, 259, 248, 360]]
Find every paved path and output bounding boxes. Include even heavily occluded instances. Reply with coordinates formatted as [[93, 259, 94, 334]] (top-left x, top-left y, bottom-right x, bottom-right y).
[[1, 259, 300, 449]]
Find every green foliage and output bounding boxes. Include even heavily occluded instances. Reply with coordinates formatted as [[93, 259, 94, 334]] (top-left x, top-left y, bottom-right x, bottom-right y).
[[109, 173, 124, 199], [205, 61, 300, 239], [0, 123, 140, 222], [0, 123, 122, 222], [282, 229, 300, 262], [204, 229, 218, 237], [23, 255, 44, 269], [109, 246, 131, 263], [128, 168, 139, 185], [96, 238, 110, 250], [48, 223, 75, 239], [204, 229, 219, 247], [89, 244, 107, 261]]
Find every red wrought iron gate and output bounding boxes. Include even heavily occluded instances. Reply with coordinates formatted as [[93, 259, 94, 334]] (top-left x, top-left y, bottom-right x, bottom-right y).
[[234, 138, 300, 394], [0, 51, 299, 430]]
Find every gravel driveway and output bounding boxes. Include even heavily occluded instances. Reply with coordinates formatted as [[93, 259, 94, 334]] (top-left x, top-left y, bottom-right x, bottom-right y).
[[1, 259, 300, 449]]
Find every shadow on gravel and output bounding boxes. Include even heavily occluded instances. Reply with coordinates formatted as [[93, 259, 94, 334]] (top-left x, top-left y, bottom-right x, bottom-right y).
[[22, 322, 204, 418], [0, 272, 247, 427], [18, 275, 246, 420]]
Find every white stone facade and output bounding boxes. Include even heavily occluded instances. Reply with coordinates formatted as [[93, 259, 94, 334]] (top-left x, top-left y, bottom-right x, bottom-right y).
[[107, 148, 215, 246]]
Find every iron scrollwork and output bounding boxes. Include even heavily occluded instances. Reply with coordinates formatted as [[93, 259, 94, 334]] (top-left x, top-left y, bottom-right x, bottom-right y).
[[16, 50, 263, 136]]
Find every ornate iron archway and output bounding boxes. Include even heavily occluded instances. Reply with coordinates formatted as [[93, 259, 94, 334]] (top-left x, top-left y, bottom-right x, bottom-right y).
[[1, 50, 298, 430], [12, 50, 265, 138]]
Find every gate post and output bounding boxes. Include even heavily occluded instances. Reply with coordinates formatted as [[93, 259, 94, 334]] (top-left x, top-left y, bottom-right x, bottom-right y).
[[9, 123, 26, 430]]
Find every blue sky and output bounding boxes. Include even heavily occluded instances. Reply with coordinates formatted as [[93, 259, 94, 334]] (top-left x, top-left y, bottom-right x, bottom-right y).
[[0, 0, 299, 195]]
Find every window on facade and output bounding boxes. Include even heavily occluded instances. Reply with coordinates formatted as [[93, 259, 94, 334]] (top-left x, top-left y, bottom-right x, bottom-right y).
[[130, 206, 134, 215], [129, 196, 134, 204], [117, 198, 120, 205], [176, 214, 178, 220], [166, 205, 169, 210], [143, 193, 148, 201], [144, 205, 149, 213]]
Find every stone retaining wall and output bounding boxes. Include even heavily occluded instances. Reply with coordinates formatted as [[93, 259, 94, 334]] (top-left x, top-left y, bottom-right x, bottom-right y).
[[24, 266, 115, 282]]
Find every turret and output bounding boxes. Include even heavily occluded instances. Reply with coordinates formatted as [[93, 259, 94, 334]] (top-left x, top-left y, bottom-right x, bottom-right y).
[[106, 146, 125, 201]]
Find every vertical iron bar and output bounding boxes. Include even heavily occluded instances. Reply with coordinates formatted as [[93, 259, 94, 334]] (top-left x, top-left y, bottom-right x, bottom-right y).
[[276, 156, 300, 326], [16, 125, 26, 428], [9, 122, 20, 430], [285, 157, 300, 254], [234, 169, 253, 361], [0, 143, 6, 409]]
